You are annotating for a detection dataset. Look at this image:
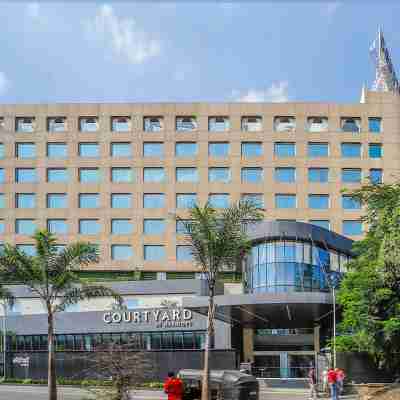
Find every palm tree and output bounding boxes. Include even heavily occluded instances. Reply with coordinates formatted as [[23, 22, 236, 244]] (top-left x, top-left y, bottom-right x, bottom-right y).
[[0, 230, 122, 400], [179, 202, 263, 400]]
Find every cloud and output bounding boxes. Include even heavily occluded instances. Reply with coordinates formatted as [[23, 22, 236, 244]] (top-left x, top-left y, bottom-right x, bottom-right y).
[[26, 2, 40, 19], [232, 81, 289, 103], [0, 72, 10, 96], [85, 4, 161, 65], [323, 2, 342, 17]]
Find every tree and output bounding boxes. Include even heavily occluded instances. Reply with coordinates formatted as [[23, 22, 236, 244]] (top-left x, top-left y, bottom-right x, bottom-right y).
[[0, 230, 122, 400], [0, 285, 14, 381], [179, 202, 263, 400], [337, 183, 400, 376]]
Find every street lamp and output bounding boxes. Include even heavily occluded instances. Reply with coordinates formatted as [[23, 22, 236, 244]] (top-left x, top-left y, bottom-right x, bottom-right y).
[[1, 301, 7, 381]]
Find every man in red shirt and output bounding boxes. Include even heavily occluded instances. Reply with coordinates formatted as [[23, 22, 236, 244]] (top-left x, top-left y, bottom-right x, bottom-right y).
[[164, 371, 184, 400], [327, 368, 338, 400]]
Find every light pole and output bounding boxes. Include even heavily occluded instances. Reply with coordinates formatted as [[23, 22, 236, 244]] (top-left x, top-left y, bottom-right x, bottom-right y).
[[326, 271, 341, 369], [1, 301, 7, 381]]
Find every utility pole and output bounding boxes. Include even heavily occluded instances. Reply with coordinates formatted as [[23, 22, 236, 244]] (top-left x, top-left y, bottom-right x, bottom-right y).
[[332, 286, 336, 369], [1, 302, 7, 381]]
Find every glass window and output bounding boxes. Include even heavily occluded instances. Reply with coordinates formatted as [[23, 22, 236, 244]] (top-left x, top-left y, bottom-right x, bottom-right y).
[[47, 143, 67, 159], [79, 194, 99, 208], [369, 169, 382, 184], [111, 117, 130, 132], [143, 167, 165, 183], [308, 142, 329, 157], [15, 219, 36, 235], [16, 168, 37, 183], [307, 116, 328, 132], [144, 245, 165, 261], [341, 117, 360, 133], [79, 219, 101, 235], [79, 143, 99, 158], [16, 143, 36, 159], [343, 220, 362, 236], [241, 116, 262, 132], [208, 193, 229, 208], [369, 143, 382, 158], [275, 167, 296, 183], [309, 220, 330, 230], [241, 167, 262, 184], [16, 117, 34, 133], [208, 116, 230, 132], [0, 143, 4, 159], [47, 193, 67, 208], [47, 219, 68, 235], [48, 117, 66, 132], [341, 143, 361, 158], [47, 168, 68, 183], [79, 117, 98, 132], [79, 168, 101, 183], [209, 167, 231, 183], [176, 167, 198, 183], [111, 167, 133, 183], [111, 219, 133, 235], [111, 142, 132, 158], [241, 194, 264, 209], [274, 116, 296, 132], [16, 244, 36, 256], [111, 245, 133, 261], [342, 195, 361, 210], [275, 194, 296, 209], [176, 245, 193, 261], [368, 117, 381, 133], [241, 142, 262, 158], [143, 142, 164, 158], [176, 193, 197, 209], [143, 219, 166, 235], [0, 169, 5, 184], [176, 220, 192, 234], [176, 116, 197, 132], [274, 142, 295, 157], [144, 116, 163, 132], [308, 168, 329, 183], [0, 194, 4, 208], [111, 193, 131, 208], [16, 193, 36, 208], [342, 168, 361, 183], [0, 220, 4, 234], [308, 194, 329, 209], [208, 142, 229, 158], [175, 142, 198, 158], [143, 193, 165, 208]]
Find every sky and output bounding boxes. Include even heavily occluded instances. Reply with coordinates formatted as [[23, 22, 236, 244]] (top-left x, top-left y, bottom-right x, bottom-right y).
[[0, 1, 399, 104]]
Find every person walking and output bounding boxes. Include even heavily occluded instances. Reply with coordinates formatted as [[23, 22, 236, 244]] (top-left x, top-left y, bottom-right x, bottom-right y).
[[308, 367, 318, 399], [335, 368, 345, 394], [322, 368, 329, 394], [327, 368, 338, 400], [164, 371, 184, 400]]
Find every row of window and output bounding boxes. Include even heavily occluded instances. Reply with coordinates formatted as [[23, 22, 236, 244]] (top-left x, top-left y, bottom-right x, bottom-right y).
[[4, 116, 382, 133]]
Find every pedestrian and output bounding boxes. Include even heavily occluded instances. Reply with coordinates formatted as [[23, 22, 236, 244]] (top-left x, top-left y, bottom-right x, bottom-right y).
[[327, 368, 338, 400], [308, 367, 318, 399], [335, 368, 345, 394], [164, 371, 184, 400], [322, 368, 329, 393]]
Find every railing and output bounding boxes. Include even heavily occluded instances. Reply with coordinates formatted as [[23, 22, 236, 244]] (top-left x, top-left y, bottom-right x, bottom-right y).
[[253, 367, 312, 379]]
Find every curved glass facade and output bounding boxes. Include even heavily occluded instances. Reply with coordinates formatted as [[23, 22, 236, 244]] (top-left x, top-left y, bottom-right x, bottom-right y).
[[246, 240, 350, 294]]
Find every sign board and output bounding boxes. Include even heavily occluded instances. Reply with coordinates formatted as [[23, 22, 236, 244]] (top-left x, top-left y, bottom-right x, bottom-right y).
[[12, 356, 30, 367]]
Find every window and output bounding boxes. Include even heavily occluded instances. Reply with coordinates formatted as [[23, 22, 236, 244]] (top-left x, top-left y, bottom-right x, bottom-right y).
[[175, 142, 198, 157], [79, 194, 99, 208], [209, 142, 229, 158], [16, 193, 36, 208], [241, 142, 262, 158], [79, 117, 98, 132], [47, 219, 68, 235], [111, 142, 131, 158], [0, 169, 5, 184], [369, 117, 381, 133], [16, 143, 36, 159], [176, 193, 197, 209], [0, 118, 4, 131], [308, 142, 329, 158], [342, 195, 361, 210], [79, 168, 101, 183], [79, 142, 99, 158], [16, 117, 34, 132], [341, 117, 360, 133], [111, 245, 133, 261], [143, 142, 164, 158], [241, 194, 264, 209], [209, 116, 230, 132], [141, 193, 165, 210], [0, 143, 4, 159], [144, 116, 163, 132], [47, 168, 68, 183], [369, 169, 382, 184], [308, 168, 329, 183], [309, 220, 330, 230], [208, 193, 229, 208], [241, 167, 263, 184], [341, 143, 361, 158], [0, 220, 4, 234], [209, 167, 231, 183], [111, 219, 133, 235], [48, 117, 66, 132], [111, 167, 133, 183], [144, 245, 165, 261], [176, 245, 193, 261], [143, 167, 165, 183], [275, 167, 296, 183], [307, 117, 328, 132], [15, 219, 36, 235], [176, 220, 192, 234], [274, 142, 295, 157], [343, 220, 362, 236], [176, 116, 197, 132], [16, 244, 36, 256], [241, 116, 262, 132], [47, 193, 67, 208], [275, 194, 296, 209], [274, 116, 296, 132], [369, 143, 382, 158], [308, 194, 329, 209], [111, 117, 130, 132], [342, 169, 361, 183], [143, 219, 166, 235], [47, 143, 67, 159], [111, 193, 131, 208], [16, 168, 37, 183], [79, 219, 101, 235], [0, 194, 4, 208], [176, 167, 198, 183]]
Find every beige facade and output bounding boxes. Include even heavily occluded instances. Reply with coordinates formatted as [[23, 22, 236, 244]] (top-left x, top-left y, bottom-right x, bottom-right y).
[[0, 89, 399, 273]]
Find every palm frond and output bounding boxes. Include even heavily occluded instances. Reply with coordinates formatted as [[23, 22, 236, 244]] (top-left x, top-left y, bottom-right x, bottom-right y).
[[0, 286, 14, 308]]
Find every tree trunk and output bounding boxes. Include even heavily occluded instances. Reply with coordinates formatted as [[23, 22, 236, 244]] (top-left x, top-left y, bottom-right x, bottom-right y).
[[47, 310, 57, 400], [201, 287, 214, 400]]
